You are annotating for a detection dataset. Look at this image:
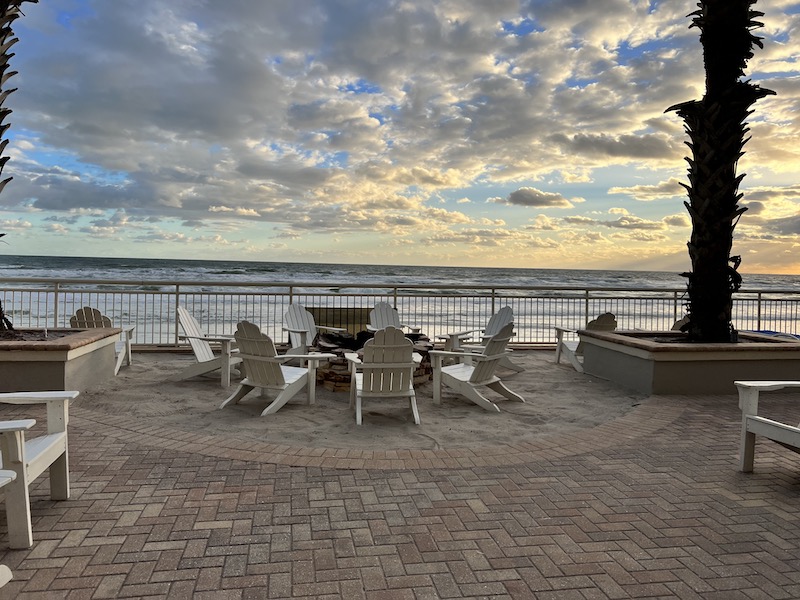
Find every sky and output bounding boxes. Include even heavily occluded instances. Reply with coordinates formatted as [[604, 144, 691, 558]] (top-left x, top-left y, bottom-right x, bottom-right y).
[[0, 0, 798, 273]]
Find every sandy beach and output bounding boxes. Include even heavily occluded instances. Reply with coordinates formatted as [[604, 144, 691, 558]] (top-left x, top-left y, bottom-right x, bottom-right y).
[[75, 349, 646, 450]]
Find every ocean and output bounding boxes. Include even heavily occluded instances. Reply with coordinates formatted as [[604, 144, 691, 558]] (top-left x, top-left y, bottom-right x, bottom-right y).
[[0, 254, 799, 292]]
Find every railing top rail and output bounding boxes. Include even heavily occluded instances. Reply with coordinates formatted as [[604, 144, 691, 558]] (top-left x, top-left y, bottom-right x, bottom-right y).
[[0, 276, 683, 293]]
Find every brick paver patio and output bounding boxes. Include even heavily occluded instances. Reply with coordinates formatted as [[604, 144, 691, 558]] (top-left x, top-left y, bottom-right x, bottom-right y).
[[1, 350, 799, 599]]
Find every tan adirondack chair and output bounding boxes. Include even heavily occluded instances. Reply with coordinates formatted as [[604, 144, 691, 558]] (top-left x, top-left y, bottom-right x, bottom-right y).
[[0, 391, 78, 549], [554, 312, 617, 373], [345, 326, 422, 425], [736, 381, 800, 472], [220, 321, 334, 416], [367, 302, 420, 333], [437, 306, 524, 373], [429, 323, 524, 412], [70, 306, 135, 375], [283, 303, 346, 355], [172, 306, 242, 388]]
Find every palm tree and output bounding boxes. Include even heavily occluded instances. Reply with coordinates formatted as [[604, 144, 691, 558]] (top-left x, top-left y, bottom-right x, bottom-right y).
[[667, 0, 774, 343], [0, 1, 36, 331]]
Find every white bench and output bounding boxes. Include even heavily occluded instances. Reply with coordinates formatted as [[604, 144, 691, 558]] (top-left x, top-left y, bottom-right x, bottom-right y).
[[736, 381, 800, 473], [0, 391, 78, 548]]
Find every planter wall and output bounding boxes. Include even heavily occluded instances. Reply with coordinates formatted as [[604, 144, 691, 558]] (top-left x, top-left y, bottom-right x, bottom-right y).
[[579, 330, 800, 395], [0, 328, 119, 392]]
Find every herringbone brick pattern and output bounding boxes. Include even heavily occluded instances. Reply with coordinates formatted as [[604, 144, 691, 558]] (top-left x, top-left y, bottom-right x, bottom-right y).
[[1, 352, 800, 598]]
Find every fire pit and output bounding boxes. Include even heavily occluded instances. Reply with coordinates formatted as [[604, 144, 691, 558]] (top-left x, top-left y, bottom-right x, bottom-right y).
[[313, 331, 434, 392]]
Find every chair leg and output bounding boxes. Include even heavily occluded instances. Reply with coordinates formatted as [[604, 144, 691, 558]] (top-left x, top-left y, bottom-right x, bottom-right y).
[[220, 383, 255, 409], [458, 386, 501, 412], [498, 354, 524, 373], [114, 347, 126, 376], [260, 385, 304, 416], [49, 451, 70, 501], [5, 473, 33, 549], [409, 394, 420, 425], [355, 395, 362, 425], [486, 381, 525, 403]]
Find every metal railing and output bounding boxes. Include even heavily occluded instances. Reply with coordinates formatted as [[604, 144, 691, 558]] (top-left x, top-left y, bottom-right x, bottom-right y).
[[0, 277, 798, 346]]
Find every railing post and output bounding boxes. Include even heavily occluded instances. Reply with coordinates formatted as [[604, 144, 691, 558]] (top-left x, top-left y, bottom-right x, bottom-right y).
[[174, 284, 181, 347], [393, 287, 398, 308], [756, 292, 762, 331], [491, 289, 496, 315], [53, 282, 60, 329], [584, 290, 590, 326], [673, 291, 679, 324]]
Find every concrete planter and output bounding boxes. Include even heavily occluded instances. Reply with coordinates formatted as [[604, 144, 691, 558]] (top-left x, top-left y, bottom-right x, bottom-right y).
[[0, 328, 119, 392], [578, 330, 800, 395]]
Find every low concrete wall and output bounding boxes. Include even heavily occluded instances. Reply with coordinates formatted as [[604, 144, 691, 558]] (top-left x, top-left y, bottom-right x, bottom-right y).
[[0, 329, 119, 392], [580, 330, 800, 395]]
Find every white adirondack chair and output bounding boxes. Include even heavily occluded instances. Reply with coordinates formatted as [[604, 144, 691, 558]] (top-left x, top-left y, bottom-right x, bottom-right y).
[[283, 304, 346, 355], [554, 312, 617, 373], [438, 306, 524, 373], [0, 391, 78, 549], [367, 302, 421, 333], [736, 381, 800, 472], [70, 306, 135, 375], [172, 306, 242, 388], [429, 323, 525, 412], [220, 321, 334, 416], [345, 326, 422, 425]]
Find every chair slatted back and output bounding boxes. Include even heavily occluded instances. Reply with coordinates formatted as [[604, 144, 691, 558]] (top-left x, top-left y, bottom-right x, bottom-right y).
[[177, 306, 216, 364], [70, 306, 113, 328], [576, 312, 617, 355], [284, 304, 317, 348], [360, 327, 414, 396], [482, 306, 514, 338], [470, 322, 514, 384], [369, 302, 402, 330], [235, 321, 285, 387]]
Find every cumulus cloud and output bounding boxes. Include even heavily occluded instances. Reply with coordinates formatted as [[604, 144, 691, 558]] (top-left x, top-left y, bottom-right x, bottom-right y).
[[609, 178, 686, 201], [493, 187, 576, 208]]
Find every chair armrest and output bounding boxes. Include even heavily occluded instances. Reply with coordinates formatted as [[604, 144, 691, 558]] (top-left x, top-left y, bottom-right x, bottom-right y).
[[436, 329, 480, 341], [344, 352, 361, 364], [276, 352, 336, 363], [0, 419, 36, 433], [735, 381, 800, 413], [412, 352, 423, 365], [317, 325, 347, 333], [428, 349, 475, 359], [0, 469, 16, 486], [180, 334, 236, 343], [0, 391, 79, 405], [282, 327, 309, 334]]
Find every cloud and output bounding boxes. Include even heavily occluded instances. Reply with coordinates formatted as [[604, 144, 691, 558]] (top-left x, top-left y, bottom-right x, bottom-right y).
[[609, 177, 686, 201], [493, 187, 576, 208]]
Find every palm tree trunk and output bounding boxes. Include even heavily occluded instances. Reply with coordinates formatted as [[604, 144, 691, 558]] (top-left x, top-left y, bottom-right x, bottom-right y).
[[668, 0, 774, 342]]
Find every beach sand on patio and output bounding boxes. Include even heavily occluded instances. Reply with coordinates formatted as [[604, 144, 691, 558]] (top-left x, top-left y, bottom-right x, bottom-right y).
[[76, 350, 645, 450]]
